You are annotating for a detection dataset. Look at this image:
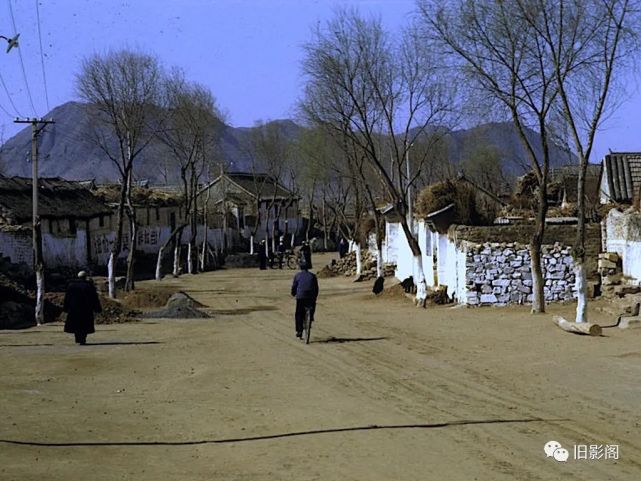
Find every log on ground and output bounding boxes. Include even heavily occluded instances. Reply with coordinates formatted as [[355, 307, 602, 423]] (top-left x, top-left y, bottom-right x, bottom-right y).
[[552, 316, 602, 336]]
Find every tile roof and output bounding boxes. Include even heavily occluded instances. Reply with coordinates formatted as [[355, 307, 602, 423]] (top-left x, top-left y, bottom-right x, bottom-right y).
[[225, 173, 294, 199], [0, 176, 112, 224], [602, 153, 641, 203]]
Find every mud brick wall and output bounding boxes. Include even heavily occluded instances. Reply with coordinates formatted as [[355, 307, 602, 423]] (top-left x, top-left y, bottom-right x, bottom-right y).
[[465, 242, 575, 306]]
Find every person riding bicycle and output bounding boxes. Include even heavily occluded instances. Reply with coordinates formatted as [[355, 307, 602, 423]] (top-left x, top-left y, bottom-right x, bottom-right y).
[[290, 260, 319, 340]]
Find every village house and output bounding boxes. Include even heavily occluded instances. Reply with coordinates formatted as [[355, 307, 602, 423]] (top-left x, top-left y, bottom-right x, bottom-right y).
[[199, 172, 301, 248], [0, 176, 113, 270], [599, 152, 641, 285], [93, 184, 185, 262]]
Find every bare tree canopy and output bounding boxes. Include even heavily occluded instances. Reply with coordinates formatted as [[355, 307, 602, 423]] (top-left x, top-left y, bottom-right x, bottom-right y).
[[420, 0, 639, 315], [301, 8, 454, 302], [76, 49, 164, 296]]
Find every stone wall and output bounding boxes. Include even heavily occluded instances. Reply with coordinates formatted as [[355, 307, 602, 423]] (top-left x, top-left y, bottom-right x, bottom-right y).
[[452, 223, 601, 278], [465, 242, 575, 306]]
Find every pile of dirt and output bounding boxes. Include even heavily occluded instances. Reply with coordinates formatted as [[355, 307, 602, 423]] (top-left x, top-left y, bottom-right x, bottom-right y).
[[45, 292, 140, 324], [0, 272, 62, 329], [376, 282, 409, 299], [122, 287, 177, 309], [317, 266, 338, 279], [143, 292, 210, 319]]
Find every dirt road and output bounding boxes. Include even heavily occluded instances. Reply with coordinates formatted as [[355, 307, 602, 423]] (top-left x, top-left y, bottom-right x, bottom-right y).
[[2, 253, 640, 480]]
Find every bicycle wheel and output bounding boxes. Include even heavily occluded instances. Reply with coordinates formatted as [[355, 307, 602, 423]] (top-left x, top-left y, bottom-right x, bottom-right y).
[[304, 307, 312, 345], [287, 255, 298, 270]]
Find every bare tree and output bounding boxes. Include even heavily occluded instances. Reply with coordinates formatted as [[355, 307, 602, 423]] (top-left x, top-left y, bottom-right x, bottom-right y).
[[517, 0, 639, 323], [76, 49, 163, 297], [422, 0, 561, 313], [422, 0, 639, 315], [301, 9, 452, 303], [157, 71, 223, 276], [249, 121, 291, 256]]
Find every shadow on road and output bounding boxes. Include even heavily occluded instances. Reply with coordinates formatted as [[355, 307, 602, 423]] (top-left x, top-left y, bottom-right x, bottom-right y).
[[0, 417, 563, 447], [314, 336, 388, 344], [207, 305, 280, 316], [0, 343, 55, 347], [85, 341, 162, 346]]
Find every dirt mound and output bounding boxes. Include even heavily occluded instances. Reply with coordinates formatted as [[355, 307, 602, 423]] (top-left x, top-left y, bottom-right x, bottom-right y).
[[376, 282, 409, 299], [317, 266, 338, 279], [45, 292, 140, 324], [122, 287, 177, 309], [143, 292, 209, 319]]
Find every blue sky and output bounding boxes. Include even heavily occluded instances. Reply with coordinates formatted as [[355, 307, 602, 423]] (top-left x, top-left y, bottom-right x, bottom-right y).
[[0, 0, 638, 162]]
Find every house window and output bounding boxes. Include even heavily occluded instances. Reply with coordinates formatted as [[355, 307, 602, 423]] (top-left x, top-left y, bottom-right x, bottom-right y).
[[99, 215, 105, 227], [69, 218, 77, 235], [155, 207, 160, 221]]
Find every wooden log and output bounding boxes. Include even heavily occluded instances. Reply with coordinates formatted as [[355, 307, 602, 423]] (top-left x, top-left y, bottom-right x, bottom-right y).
[[552, 316, 602, 336]]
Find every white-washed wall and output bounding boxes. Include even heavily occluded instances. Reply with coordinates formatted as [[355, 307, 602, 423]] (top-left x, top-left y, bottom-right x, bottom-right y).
[[0, 229, 32, 265], [604, 209, 641, 284], [42, 230, 88, 268], [417, 220, 435, 287]]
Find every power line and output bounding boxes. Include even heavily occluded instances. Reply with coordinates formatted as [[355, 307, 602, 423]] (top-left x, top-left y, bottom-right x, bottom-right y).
[[8, 0, 38, 116], [0, 70, 22, 117], [34, 0, 50, 111]]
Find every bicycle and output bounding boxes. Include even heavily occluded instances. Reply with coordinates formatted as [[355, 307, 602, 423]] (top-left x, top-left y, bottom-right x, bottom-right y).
[[285, 249, 300, 270], [302, 305, 313, 344]]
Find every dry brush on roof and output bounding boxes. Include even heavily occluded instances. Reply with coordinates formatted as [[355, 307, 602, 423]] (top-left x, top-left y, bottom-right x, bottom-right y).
[[94, 184, 182, 207], [0, 176, 112, 224], [415, 179, 490, 228]]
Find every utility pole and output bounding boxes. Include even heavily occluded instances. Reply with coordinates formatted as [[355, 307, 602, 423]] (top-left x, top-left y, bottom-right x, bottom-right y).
[[14, 117, 55, 325]]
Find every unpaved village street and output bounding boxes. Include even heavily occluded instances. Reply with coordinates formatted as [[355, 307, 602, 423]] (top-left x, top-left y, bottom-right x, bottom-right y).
[[2, 254, 641, 481]]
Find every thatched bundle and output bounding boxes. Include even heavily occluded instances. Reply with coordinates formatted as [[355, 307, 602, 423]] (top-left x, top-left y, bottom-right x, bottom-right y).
[[415, 179, 484, 226]]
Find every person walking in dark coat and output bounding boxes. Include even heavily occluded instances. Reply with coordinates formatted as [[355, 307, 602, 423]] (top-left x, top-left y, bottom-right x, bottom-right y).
[[63, 271, 102, 345], [257, 240, 267, 270], [338, 238, 348, 258], [290, 261, 319, 339], [300, 241, 312, 269], [276, 240, 287, 269]]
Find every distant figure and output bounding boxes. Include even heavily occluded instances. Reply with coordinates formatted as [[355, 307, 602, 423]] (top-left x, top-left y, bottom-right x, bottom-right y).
[[300, 241, 312, 269], [291, 261, 319, 339], [257, 240, 267, 270], [338, 238, 348, 259], [277, 240, 287, 269], [63, 271, 102, 345]]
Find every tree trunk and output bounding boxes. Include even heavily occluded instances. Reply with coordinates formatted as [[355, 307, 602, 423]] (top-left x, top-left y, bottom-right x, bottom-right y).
[[155, 245, 165, 281], [125, 216, 136, 292], [574, 263, 588, 323], [250, 234, 254, 254], [354, 242, 363, 277], [107, 252, 116, 298], [530, 185, 548, 313], [398, 214, 427, 305], [574, 154, 588, 323], [322, 195, 328, 250], [187, 243, 194, 274], [107, 181, 128, 299], [173, 227, 183, 277], [35, 264, 45, 326]]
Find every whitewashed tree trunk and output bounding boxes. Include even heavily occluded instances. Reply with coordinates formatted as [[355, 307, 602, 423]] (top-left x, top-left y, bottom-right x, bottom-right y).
[[354, 243, 362, 277], [187, 243, 194, 274], [348, 239, 355, 252], [249, 234, 255, 254], [35, 267, 44, 326], [574, 263, 588, 323], [414, 254, 427, 306], [376, 249, 383, 278], [155, 245, 164, 281], [173, 244, 181, 277], [107, 252, 116, 299]]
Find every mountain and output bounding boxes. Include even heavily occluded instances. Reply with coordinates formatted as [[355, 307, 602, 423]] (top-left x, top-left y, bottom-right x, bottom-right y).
[[0, 101, 573, 184]]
